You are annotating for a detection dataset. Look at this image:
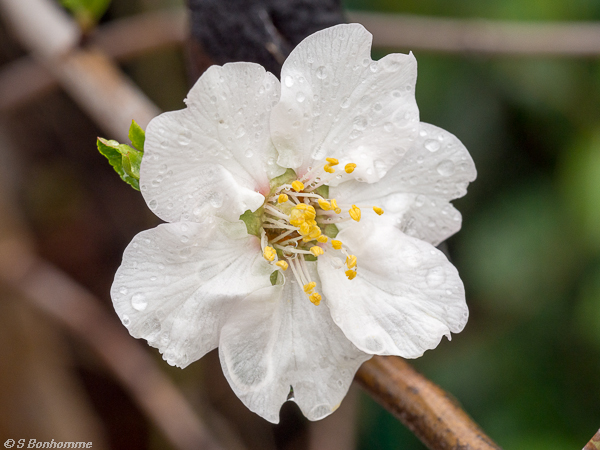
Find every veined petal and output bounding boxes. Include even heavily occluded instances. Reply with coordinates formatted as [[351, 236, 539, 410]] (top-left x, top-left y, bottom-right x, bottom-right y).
[[331, 122, 476, 245], [271, 23, 419, 183], [318, 220, 468, 359], [141, 62, 285, 223], [219, 265, 370, 423], [111, 219, 273, 368]]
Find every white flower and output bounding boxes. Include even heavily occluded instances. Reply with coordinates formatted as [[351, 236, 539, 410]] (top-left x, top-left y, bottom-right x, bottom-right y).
[[111, 24, 476, 423]]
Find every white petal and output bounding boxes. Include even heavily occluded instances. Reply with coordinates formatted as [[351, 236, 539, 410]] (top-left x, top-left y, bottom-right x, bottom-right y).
[[271, 23, 419, 183], [330, 122, 476, 245], [111, 219, 273, 368], [141, 62, 285, 223], [219, 265, 370, 423], [318, 220, 468, 358]]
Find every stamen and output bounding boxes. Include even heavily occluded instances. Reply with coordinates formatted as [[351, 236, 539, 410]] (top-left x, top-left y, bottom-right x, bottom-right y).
[[373, 206, 384, 215], [303, 282, 316, 293], [331, 240, 342, 250], [326, 157, 339, 166], [344, 163, 357, 173], [276, 260, 289, 271], [331, 199, 342, 214], [263, 246, 276, 262], [318, 199, 331, 211], [317, 235, 328, 243], [349, 205, 361, 222], [265, 204, 291, 220], [346, 255, 357, 269], [309, 292, 321, 305], [324, 164, 335, 174], [278, 193, 289, 203], [292, 180, 305, 192], [310, 246, 324, 257], [345, 269, 357, 280]]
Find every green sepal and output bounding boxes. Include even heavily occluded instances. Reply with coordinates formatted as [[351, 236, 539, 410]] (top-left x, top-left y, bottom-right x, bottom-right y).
[[239, 207, 263, 237], [97, 137, 142, 191], [270, 271, 279, 285], [128, 120, 146, 152], [304, 255, 318, 262], [313, 184, 329, 199], [322, 224, 339, 238], [269, 168, 297, 193]]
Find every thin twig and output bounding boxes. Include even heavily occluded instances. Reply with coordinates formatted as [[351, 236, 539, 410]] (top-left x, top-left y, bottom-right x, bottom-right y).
[[355, 356, 501, 450], [348, 11, 600, 56], [0, 0, 160, 141], [584, 429, 600, 450]]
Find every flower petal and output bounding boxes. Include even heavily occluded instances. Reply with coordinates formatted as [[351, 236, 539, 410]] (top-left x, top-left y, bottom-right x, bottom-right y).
[[271, 23, 419, 182], [318, 220, 468, 358], [219, 265, 370, 423], [111, 219, 273, 368], [330, 122, 476, 245], [141, 62, 284, 223]]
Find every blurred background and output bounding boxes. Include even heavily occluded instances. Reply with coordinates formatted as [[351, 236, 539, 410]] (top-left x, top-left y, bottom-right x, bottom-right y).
[[1, 0, 600, 449]]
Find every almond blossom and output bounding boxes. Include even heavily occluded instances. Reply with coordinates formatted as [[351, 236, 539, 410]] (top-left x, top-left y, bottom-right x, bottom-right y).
[[111, 23, 476, 423]]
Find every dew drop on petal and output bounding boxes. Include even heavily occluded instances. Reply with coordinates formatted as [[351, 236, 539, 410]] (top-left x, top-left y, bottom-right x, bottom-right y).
[[244, 148, 253, 158], [316, 66, 328, 79], [284, 75, 294, 87], [340, 97, 351, 109], [353, 116, 368, 131], [296, 91, 306, 103], [209, 192, 224, 208], [119, 286, 128, 295], [121, 315, 131, 326], [149, 200, 158, 210], [425, 139, 441, 152], [236, 126, 246, 138], [436, 160, 455, 177], [131, 293, 148, 311]]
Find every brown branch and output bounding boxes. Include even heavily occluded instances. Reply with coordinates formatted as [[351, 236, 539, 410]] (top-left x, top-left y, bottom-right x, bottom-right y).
[[0, 0, 160, 141], [584, 429, 600, 450], [355, 356, 501, 450], [348, 11, 600, 56]]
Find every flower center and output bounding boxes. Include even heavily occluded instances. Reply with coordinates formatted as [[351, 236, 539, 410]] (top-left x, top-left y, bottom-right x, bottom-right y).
[[258, 158, 384, 306]]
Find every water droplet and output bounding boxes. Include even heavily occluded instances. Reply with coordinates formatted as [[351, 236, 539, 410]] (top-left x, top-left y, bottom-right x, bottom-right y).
[[415, 195, 426, 207], [284, 75, 294, 87], [353, 116, 368, 131], [296, 91, 306, 103], [119, 286, 128, 295], [235, 126, 246, 138], [361, 58, 370, 67], [209, 95, 217, 104], [121, 315, 130, 326], [180, 235, 189, 243], [149, 200, 158, 210], [373, 102, 382, 112], [392, 90, 402, 98], [436, 160, 455, 177], [340, 97, 351, 109], [316, 66, 328, 79], [244, 148, 253, 158], [131, 293, 148, 311], [425, 139, 441, 152], [382, 57, 401, 72], [150, 276, 157, 281], [349, 129, 361, 140], [369, 62, 378, 72], [384, 122, 393, 132], [209, 192, 224, 208]]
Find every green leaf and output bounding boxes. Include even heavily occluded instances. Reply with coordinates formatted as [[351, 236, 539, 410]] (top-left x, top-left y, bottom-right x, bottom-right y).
[[239, 207, 263, 237], [128, 120, 145, 152], [97, 137, 142, 191], [60, 0, 111, 30]]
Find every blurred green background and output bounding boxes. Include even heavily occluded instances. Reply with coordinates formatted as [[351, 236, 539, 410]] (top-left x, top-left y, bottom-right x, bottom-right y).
[[1, 0, 600, 449]]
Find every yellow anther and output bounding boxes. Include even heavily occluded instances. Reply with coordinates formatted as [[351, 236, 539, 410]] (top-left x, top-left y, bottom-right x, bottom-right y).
[[275, 260, 289, 271], [345, 269, 357, 280], [292, 180, 305, 192], [324, 164, 335, 174], [326, 157, 339, 166], [317, 235, 328, 243], [306, 218, 317, 227], [317, 199, 331, 211], [289, 209, 305, 226], [349, 205, 361, 222], [263, 246, 276, 262], [305, 209, 316, 220], [346, 255, 357, 269], [344, 163, 357, 173], [373, 206, 384, 215], [302, 236, 314, 243], [331, 199, 342, 214], [310, 246, 325, 257], [277, 193, 289, 203], [309, 292, 322, 306], [331, 240, 342, 250], [308, 226, 322, 239], [303, 282, 316, 293], [296, 203, 309, 210], [299, 222, 311, 235]]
